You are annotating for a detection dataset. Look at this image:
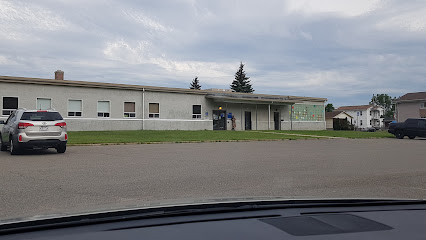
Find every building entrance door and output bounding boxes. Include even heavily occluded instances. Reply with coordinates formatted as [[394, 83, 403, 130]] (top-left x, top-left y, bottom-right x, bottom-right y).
[[245, 111, 252, 130], [274, 112, 280, 130], [213, 110, 227, 130]]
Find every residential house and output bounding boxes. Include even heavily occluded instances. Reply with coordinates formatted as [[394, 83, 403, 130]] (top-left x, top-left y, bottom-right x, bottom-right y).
[[325, 111, 353, 130], [336, 105, 384, 129], [395, 92, 426, 122]]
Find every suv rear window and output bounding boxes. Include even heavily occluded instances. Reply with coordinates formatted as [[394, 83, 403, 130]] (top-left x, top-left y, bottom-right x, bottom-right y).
[[21, 112, 63, 121]]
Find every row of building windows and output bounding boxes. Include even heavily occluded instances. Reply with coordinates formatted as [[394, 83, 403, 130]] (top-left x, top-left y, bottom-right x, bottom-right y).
[[1, 97, 202, 119]]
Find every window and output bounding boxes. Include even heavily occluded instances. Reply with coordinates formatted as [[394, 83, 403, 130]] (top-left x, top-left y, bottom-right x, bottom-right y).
[[406, 119, 417, 127], [97, 101, 110, 118], [21, 112, 63, 121], [68, 100, 82, 117], [192, 105, 201, 119], [2, 97, 18, 116], [370, 111, 372, 116], [359, 111, 363, 116], [124, 102, 136, 118], [421, 103, 426, 109], [360, 120, 363, 126], [36, 98, 52, 110], [149, 103, 159, 118]]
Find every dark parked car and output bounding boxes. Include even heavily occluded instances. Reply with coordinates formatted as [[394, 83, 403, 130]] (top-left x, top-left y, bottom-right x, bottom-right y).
[[388, 118, 426, 139]]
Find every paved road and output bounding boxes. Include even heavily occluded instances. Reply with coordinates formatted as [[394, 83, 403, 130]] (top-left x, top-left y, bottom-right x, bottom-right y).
[[1, 138, 425, 220]]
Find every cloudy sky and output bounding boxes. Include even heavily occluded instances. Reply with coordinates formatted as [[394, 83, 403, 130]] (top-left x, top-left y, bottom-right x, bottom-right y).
[[0, 0, 425, 106]]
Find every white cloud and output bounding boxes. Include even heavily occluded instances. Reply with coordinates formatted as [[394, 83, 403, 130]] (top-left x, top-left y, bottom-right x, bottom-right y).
[[103, 40, 152, 64], [1, 0, 426, 107], [376, 8, 426, 33], [0, 55, 15, 65], [285, 0, 382, 17], [300, 31, 313, 40], [102, 39, 235, 81], [0, 0, 75, 40], [256, 70, 363, 95], [122, 9, 172, 32]]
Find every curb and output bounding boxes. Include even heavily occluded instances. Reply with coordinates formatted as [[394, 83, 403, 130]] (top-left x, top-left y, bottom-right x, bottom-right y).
[[67, 137, 393, 147], [67, 137, 327, 146]]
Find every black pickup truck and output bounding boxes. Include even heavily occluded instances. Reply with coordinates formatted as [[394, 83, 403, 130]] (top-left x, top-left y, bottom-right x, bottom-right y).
[[388, 118, 426, 139]]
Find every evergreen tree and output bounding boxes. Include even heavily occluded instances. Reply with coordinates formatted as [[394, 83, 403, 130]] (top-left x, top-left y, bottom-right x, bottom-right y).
[[325, 103, 335, 112], [230, 62, 254, 93], [189, 76, 201, 90]]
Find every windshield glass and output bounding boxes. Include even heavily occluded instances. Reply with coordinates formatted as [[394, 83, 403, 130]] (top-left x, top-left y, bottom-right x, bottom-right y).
[[21, 112, 63, 121], [0, 0, 425, 225]]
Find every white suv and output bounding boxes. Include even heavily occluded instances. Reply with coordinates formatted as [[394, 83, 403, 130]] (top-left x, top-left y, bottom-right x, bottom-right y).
[[0, 109, 68, 155]]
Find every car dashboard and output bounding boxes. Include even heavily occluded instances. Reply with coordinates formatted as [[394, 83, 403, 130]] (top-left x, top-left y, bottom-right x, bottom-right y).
[[0, 200, 425, 240]]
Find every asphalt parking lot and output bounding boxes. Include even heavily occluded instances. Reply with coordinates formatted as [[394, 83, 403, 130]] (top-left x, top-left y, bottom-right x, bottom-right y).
[[0, 138, 425, 220]]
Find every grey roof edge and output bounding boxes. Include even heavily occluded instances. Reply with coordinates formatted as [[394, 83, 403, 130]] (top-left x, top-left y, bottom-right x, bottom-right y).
[[0, 75, 327, 102]]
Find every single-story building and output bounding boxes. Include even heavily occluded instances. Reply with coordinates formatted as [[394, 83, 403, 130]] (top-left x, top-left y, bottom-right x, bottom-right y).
[[395, 92, 426, 122], [325, 111, 353, 130], [0, 71, 327, 131]]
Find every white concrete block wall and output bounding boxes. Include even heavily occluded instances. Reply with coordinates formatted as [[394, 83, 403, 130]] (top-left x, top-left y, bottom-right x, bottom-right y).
[[1, 81, 327, 131]]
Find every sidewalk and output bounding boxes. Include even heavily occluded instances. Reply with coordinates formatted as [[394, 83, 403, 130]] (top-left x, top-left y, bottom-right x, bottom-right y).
[[253, 131, 343, 139]]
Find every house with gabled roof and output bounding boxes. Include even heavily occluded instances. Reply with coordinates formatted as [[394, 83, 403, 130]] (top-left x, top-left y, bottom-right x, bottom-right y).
[[336, 105, 384, 129], [395, 92, 426, 122], [325, 111, 353, 130]]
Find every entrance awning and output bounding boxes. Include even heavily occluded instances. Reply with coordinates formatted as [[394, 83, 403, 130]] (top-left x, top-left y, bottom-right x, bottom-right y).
[[206, 93, 295, 105]]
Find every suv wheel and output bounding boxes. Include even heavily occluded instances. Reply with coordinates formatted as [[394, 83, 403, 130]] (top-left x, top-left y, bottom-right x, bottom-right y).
[[57, 143, 66, 154], [0, 135, 7, 151], [395, 131, 404, 139], [10, 138, 20, 155]]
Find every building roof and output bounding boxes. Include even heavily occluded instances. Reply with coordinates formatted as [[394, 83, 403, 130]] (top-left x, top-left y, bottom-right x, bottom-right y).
[[336, 105, 372, 111], [325, 111, 353, 119], [396, 92, 426, 102], [325, 111, 342, 118], [0, 75, 327, 103]]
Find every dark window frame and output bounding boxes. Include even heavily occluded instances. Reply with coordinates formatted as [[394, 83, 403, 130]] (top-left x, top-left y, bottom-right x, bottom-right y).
[[149, 103, 160, 118], [124, 102, 136, 118], [2, 97, 18, 116], [192, 105, 202, 119]]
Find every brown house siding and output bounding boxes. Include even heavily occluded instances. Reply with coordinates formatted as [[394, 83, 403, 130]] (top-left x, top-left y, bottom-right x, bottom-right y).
[[397, 102, 421, 122], [420, 109, 426, 118]]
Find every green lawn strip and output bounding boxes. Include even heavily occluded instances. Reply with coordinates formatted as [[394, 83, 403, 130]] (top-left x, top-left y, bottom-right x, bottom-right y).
[[67, 130, 315, 145], [266, 130, 394, 139]]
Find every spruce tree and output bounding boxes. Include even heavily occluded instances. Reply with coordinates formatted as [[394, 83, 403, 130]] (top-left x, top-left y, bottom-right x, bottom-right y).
[[189, 76, 201, 90], [230, 62, 254, 93]]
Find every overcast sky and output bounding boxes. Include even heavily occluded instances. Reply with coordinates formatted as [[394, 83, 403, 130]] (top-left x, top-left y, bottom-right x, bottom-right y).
[[0, 0, 425, 106]]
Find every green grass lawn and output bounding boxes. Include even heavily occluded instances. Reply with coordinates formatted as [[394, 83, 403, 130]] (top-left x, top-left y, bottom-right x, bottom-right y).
[[270, 130, 394, 139], [67, 130, 312, 145], [67, 130, 394, 145]]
